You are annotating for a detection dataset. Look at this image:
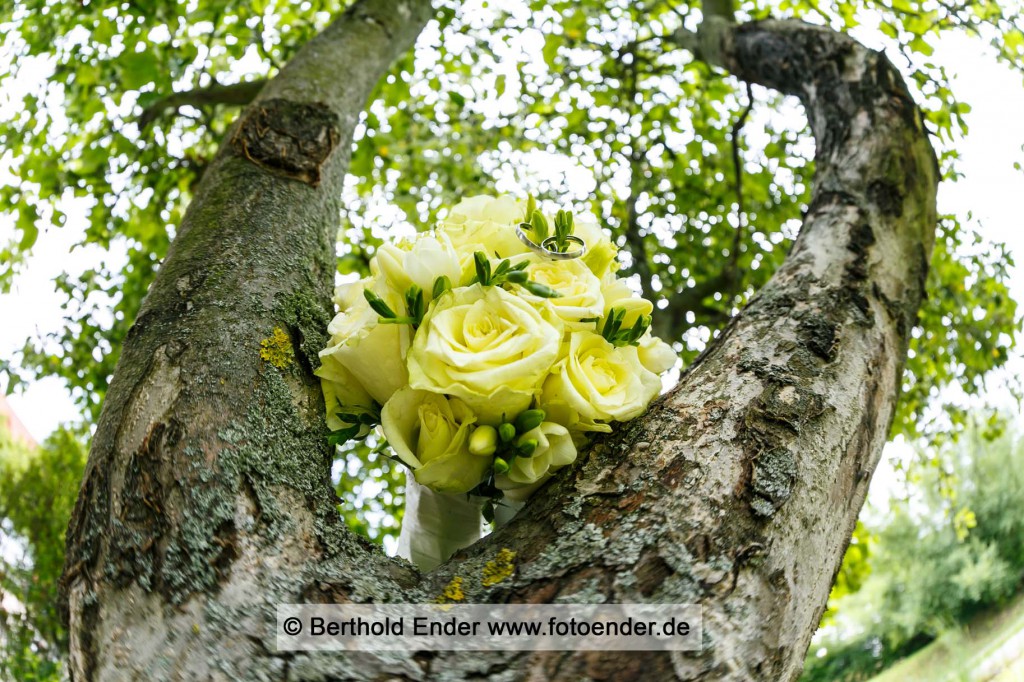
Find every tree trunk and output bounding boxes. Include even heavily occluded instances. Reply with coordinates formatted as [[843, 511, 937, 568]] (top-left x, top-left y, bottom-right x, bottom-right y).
[[59, 3, 937, 680]]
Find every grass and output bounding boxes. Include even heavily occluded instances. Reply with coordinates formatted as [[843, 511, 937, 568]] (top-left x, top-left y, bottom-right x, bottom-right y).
[[990, 656, 1024, 682], [868, 591, 1024, 682]]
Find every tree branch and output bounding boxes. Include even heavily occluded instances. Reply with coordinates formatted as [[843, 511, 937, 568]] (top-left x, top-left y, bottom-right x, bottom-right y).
[[652, 268, 738, 341], [704, 0, 736, 22], [60, 0, 436, 679], [668, 0, 737, 64], [624, 150, 655, 301], [138, 80, 267, 130], [728, 82, 754, 273], [654, 82, 755, 343], [61, 3, 939, 680], [621, 42, 656, 303], [425, 18, 938, 681]]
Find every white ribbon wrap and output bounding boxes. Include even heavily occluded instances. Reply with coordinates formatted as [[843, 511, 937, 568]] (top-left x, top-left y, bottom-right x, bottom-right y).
[[397, 470, 484, 572], [493, 476, 549, 527], [492, 498, 526, 527]]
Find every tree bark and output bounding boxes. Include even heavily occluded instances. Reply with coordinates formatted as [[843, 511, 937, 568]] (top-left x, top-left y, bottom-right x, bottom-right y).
[[60, 5, 937, 682]]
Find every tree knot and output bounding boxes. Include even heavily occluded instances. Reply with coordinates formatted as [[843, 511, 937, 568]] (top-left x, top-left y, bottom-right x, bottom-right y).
[[231, 98, 340, 186]]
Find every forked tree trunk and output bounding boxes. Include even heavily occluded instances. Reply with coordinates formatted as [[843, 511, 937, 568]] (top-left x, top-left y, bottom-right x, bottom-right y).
[[59, 1, 937, 679]]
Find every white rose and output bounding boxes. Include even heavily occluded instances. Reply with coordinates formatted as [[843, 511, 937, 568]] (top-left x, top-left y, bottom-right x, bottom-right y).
[[638, 332, 678, 374], [381, 387, 491, 494], [601, 274, 654, 328], [512, 255, 604, 331], [373, 232, 462, 302], [407, 283, 562, 424], [318, 282, 410, 406], [542, 331, 661, 422], [439, 195, 529, 261], [315, 354, 375, 432], [496, 422, 578, 501]]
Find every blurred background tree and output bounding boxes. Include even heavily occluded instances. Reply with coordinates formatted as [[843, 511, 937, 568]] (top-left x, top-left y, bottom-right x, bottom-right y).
[[803, 423, 1024, 682], [1, 412, 87, 681]]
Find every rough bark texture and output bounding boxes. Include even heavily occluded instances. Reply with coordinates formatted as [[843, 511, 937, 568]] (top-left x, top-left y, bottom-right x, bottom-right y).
[[59, 1, 435, 679], [60, 8, 937, 682]]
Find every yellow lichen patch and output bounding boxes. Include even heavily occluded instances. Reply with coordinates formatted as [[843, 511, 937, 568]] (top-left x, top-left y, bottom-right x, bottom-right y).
[[481, 548, 517, 587], [435, 576, 466, 604], [259, 326, 294, 369]]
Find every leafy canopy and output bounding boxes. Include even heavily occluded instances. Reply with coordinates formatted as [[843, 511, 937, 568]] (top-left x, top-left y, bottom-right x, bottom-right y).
[[0, 0, 1020, 542]]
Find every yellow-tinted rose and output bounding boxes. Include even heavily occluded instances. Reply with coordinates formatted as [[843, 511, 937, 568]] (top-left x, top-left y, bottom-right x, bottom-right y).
[[601, 274, 654, 328], [333, 277, 370, 312], [512, 255, 604, 330], [496, 422, 578, 501], [374, 232, 462, 303], [543, 331, 661, 422], [407, 284, 562, 424], [381, 387, 491, 494], [574, 217, 620, 279], [448, 194, 525, 226], [318, 282, 410, 406], [539, 397, 612, 445], [638, 332, 678, 374], [439, 195, 529, 262], [314, 354, 374, 432]]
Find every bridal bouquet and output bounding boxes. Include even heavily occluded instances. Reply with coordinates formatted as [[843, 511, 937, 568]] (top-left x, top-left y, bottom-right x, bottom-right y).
[[317, 195, 676, 570]]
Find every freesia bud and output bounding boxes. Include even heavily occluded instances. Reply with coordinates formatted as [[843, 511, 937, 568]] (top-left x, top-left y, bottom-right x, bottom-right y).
[[469, 425, 499, 457], [514, 409, 546, 434], [517, 438, 539, 458], [504, 269, 528, 284], [498, 423, 516, 443]]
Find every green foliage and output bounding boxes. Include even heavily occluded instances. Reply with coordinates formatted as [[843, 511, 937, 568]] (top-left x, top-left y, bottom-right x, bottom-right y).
[[896, 217, 1019, 442], [819, 520, 874, 627], [804, 424, 1024, 681], [0, 424, 88, 681], [600, 306, 652, 347], [332, 437, 405, 545], [0, 0, 1020, 548], [0, 0, 350, 416]]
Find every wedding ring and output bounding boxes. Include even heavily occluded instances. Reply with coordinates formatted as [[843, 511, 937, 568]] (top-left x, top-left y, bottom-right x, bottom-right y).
[[515, 223, 587, 260], [540, 235, 587, 260], [516, 223, 541, 251]]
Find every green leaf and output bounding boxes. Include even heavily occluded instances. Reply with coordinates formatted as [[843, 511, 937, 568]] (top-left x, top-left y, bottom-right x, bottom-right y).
[[17, 204, 39, 250], [473, 251, 491, 285], [405, 284, 425, 325], [519, 280, 560, 298], [327, 425, 362, 448], [542, 33, 561, 68], [119, 50, 160, 91]]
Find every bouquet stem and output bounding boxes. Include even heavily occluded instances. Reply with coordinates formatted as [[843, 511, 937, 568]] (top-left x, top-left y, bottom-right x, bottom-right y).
[[397, 471, 484, 572]]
